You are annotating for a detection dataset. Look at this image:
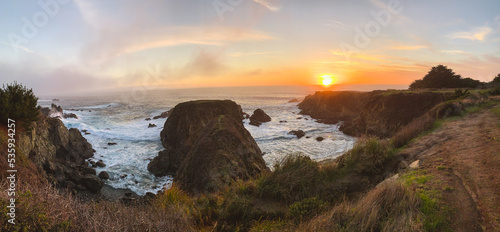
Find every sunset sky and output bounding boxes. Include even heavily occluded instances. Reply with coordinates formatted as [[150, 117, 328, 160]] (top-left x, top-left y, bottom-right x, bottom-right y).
[[1, 0, 499, 94]]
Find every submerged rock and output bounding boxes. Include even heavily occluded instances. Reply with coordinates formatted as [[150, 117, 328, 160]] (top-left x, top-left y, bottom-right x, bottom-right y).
[[288, 98, 300, 103], [153, 109, 172, 119], [63, 113, 78, 119], [148, 123, 157, 128], [316, 137, 324, 142], [249, 108, 271, 127], [288, 130, 306, 139]]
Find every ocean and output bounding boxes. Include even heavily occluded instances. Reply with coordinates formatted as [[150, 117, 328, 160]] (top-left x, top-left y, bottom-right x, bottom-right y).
[[37, 85, 406, 195]]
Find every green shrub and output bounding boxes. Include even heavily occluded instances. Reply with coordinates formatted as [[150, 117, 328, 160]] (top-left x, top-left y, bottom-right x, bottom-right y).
[[339, 137, 395, 175], [489, 86, 500, 96], [289, 197, 326, 221], [0, 82, 39, 129], [257, 155, 320, 203]]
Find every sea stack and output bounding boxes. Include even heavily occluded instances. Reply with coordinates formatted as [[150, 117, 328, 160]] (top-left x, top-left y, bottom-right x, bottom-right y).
[[148, 100, 267, 193]]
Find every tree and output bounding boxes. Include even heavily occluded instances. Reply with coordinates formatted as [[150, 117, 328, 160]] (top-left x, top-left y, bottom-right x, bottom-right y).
[[493, 73, 500, 83], [409, 65, 481, 89], [0, 82, 40, 129]]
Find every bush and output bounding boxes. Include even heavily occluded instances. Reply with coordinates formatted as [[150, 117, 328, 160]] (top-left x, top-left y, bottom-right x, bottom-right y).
[[489, 86, 500, 96], [257, 155, 320, 203], [338, 137, 395, 176], [0, 82, 39, 129]]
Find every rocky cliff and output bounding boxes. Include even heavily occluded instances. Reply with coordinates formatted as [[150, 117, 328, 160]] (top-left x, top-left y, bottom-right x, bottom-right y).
[[299, 91, 448, 137], [148, 100, 267, 194], [17, 113, 103, 193]]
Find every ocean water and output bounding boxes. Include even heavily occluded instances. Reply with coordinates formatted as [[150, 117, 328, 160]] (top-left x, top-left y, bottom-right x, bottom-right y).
[[37, 85, 405, 195]]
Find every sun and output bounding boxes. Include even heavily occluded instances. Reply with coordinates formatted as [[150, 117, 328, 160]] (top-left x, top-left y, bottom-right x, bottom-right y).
[[321, 75, 334, 86]]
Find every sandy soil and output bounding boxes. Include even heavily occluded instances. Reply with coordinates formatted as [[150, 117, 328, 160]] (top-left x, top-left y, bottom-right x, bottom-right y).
[[400, 102, 500, 231]]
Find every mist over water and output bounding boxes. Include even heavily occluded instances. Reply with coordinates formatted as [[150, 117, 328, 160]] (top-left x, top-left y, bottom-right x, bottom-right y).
[[38, 85, 405, 195]]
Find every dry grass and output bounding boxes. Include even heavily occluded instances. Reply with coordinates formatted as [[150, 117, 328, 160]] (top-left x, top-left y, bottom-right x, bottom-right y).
[[392, 113, 435, 148], [0, 179, 193, 232], [300, 181, 423, 232]]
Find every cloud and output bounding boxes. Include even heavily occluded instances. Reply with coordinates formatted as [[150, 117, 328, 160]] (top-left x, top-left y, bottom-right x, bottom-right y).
[[83, 26, 274, 64], [449, 26, 492, 41], [228, 51, 280, 57], [440, 50, 467, 54], [253, 0, 281, 12], [390, 45, 428, 50]]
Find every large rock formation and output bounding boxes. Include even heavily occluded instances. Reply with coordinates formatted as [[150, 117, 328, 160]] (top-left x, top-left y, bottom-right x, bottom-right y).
[[148, 100, 244, 176], [249, 108, 271, 126], [176, 115, 267, 193], [299, 91, 448, 138], [148, 100, 267, 194], [298, 91, 369, 124], [17, 113, 103, 193]]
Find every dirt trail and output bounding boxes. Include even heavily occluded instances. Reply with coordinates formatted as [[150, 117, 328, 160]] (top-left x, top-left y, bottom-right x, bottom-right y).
[[400, 103, 500, 231]]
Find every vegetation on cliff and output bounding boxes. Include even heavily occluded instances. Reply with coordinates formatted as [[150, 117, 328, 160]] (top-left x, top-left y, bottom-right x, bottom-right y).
[[0, 82, 39, 129], [409, 65, 482, 89]]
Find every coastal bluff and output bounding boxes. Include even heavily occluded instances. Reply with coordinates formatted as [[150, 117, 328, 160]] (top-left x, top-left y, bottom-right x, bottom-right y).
[[148, 100, 267, 193], [16, 113, 103, 193], [299, 91, 448, 137]]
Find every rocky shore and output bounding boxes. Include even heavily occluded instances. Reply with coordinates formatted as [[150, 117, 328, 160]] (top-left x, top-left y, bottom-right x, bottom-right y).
[[17, 113, 103, 193]]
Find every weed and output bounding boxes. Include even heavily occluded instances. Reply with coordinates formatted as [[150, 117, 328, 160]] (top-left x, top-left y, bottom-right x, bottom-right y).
[[289, 197, 326, 222]]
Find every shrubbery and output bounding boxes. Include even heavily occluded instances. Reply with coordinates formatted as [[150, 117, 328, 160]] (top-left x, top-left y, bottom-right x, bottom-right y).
[[0, 82, 39, 128]]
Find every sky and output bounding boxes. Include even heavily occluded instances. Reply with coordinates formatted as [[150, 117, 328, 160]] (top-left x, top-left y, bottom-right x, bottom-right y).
[[1, 0, 499, 95]]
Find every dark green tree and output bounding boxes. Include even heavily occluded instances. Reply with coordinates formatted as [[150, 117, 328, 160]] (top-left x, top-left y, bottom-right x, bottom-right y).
[[0, 82, 40, 128], [409, 65, 481, 89], [493, 73, 500, 83]]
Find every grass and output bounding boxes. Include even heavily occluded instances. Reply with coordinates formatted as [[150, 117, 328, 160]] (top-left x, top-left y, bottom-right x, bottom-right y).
[[0, 180, 193, 232], [400, 171, 452, 232], [300, 181, 424, 232]]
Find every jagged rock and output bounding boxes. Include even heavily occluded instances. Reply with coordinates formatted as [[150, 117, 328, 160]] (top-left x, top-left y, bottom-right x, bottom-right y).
[[68, 128, 94, 160], [107, 142, 117, 146], [288, 130, 306, 139], [148, 100, 244, 177], [316, 137, 324, 142], [63, 113, 78, 119], [145, 118, 151, 121], [148, 123, 157, 128], [280, 120, 287, 123], [98, 171, 110, 180], [40, 104, 64, 118], [242, 112, 250, 119], [96, 160, 106, 167], [288, 98, 300, 103], [80, 174, 104, 193], [153, 110, 172, 119], [16, 113, 103, 194], [249, 109, 271, 127], [176, 115, 268, 194]]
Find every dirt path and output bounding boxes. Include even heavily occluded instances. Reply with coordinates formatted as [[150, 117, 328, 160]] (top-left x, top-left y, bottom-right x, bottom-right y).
[[400, 103, 500, 231]]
